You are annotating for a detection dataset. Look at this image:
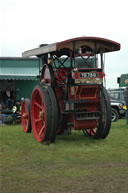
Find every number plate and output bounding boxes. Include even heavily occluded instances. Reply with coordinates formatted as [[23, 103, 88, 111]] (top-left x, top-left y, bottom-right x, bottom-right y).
[[79, 72, 98, 78]]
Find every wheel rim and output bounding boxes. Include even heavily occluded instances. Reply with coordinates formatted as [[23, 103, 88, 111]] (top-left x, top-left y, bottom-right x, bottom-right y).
[[112, 111, 116, 121], [31, 87, 46, 142], [100, 87, 112, 138], [83, 128, 97, 136], [21, 100, 29, 132], [112, 112, 115, 121]]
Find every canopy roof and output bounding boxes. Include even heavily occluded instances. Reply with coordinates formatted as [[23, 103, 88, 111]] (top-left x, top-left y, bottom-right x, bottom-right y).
[[22, 36, 121, 57], [0, 57, 40, 80]]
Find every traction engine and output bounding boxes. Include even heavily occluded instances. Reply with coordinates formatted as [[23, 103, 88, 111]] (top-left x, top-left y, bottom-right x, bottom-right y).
[[21, 37, 120, 143]]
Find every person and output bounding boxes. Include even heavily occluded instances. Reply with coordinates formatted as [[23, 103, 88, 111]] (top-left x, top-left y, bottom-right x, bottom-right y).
[[2, 87, 14, 109], [12, 100, 21, 124], [1, 102, 7, 125], [123, 87, 128, 124]]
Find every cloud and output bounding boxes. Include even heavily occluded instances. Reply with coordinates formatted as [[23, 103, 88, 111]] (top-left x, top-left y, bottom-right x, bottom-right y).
[[0, 0, 128, 89]]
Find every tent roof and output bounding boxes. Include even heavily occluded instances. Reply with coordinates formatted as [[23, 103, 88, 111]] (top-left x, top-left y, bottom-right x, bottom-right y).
[[0, 57, 40, 80]]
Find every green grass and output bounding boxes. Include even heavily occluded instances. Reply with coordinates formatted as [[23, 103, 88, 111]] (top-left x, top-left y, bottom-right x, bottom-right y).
[[0, 119, 128, 193]]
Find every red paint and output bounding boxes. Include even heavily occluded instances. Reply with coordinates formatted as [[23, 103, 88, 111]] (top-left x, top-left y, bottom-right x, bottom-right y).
[[21, 100, 29, 133], [74, 120, 97, 130], [31, 87, 46, 142], [57, 36, 120, 52]]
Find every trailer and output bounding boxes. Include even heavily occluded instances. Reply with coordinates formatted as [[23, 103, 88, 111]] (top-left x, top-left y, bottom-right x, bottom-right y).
[[117, 73, 128, 87], [21, 36, 120, 143]]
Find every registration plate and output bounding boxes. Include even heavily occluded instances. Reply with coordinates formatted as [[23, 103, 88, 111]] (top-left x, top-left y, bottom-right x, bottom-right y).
[[79, 72, 98, 78]]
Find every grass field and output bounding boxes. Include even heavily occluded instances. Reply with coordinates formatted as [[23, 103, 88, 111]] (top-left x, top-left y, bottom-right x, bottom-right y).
[[0, 119, 128, 193]]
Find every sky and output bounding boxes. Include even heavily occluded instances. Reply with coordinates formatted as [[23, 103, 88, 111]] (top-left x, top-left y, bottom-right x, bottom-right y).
[[0, 0, 128, 88]]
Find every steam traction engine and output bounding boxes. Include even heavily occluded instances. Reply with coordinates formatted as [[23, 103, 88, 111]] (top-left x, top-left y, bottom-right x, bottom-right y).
[[21, 37, 120, 143]]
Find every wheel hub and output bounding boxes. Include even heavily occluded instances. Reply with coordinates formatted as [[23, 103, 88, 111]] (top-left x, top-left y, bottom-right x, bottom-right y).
[[39, 110, 44, 118], [23, 113, 28, 119]]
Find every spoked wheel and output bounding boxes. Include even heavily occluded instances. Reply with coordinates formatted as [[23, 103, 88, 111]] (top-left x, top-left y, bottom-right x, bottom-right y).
[[21, 99, 32, 133], [83, 86, 111, 139], [83, 128, 98, 138], [45, 86, 59, 142], [100, 87, 112, 138], [31, 85, 52, 143]]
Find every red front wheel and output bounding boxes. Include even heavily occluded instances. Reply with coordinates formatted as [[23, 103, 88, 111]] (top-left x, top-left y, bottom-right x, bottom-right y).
[[30, 85, 52, 143], [21, 99, 32, 133]]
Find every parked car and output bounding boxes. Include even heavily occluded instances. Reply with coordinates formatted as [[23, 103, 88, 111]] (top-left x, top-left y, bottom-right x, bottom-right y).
[[108, 88, 126, 122]]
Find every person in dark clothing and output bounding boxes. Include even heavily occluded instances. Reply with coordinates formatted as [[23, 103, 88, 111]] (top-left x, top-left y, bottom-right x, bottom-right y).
[[2, 87, 14, 109], [123, 87, 128, 124], [1, 102, 7, 125]]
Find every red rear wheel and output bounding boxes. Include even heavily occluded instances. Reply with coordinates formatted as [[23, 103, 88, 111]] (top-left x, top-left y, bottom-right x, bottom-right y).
[[83, 128, 97, 137], [100, 87, 111, 138], [31, 85, 52, 143], [83, 87, 111, 139], [21, 99, 32, 133]]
